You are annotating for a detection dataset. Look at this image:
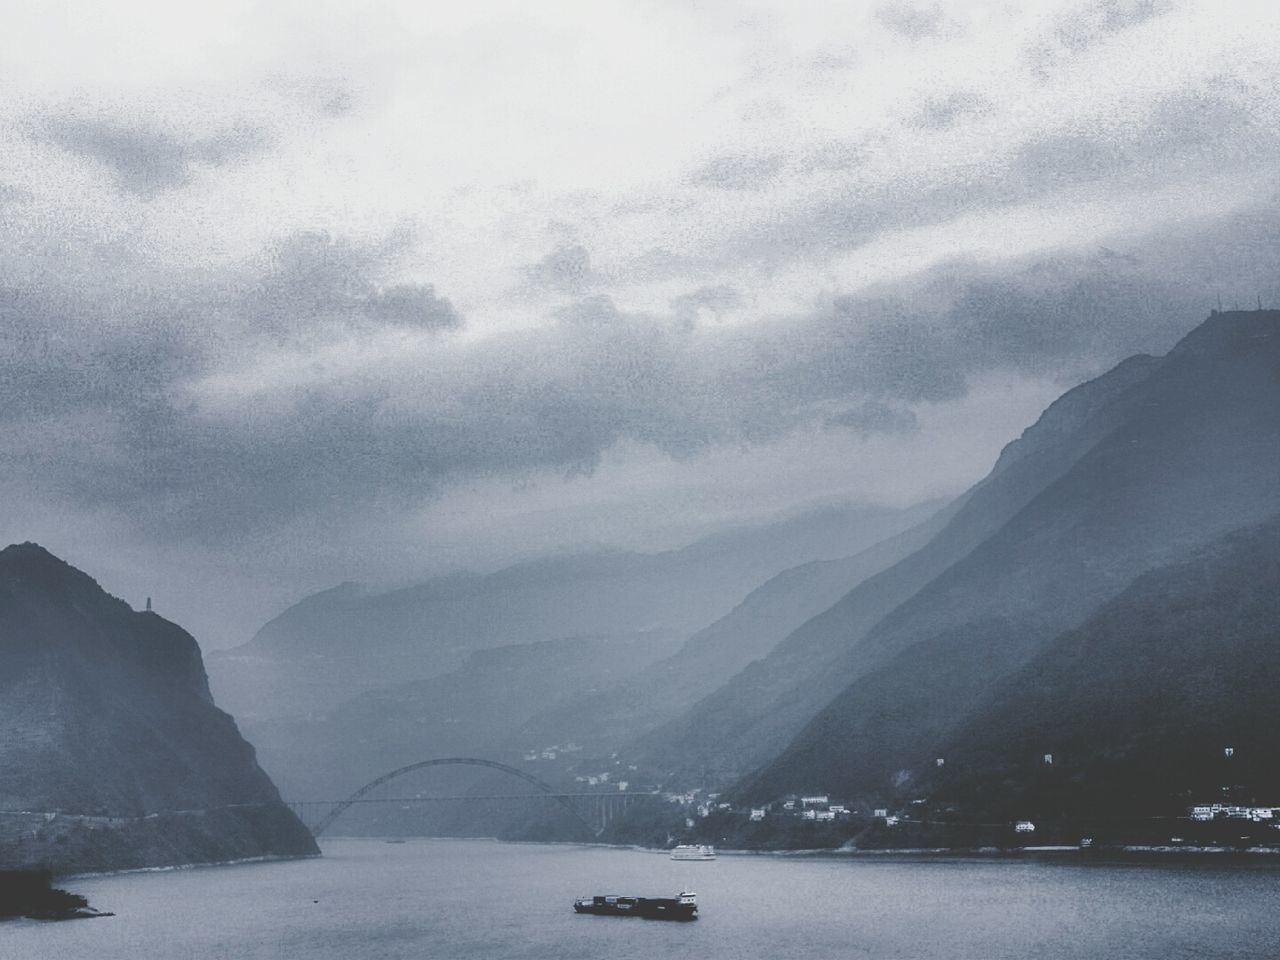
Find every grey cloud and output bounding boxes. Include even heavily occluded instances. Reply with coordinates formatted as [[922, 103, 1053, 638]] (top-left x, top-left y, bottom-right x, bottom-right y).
[[367, 284, 461, 329], [909, 91, 991, 130], [620, 247, 705, 283], [717, 88, 1271, 269], [0, 184, 31, 206], [670, 285, 743, 325], [265, 75, 358, 117], [1029, 0, 1172, 75], [319, 89, 357, 117], [43, 116, 271, 196], [6, 205, 1280, 545], [688, 152, 786, 191], [1053, 0, 1166, 52], [249, 231, 461, 333], [799, 139, 866, 173], [826, 401, 919, 437], [874, 2, 949, 39], [809, 51, 858, 73], [1140, 91, 1261, 158], [521, 244, 598, 295], [554, 294, 626, 327], [1006, 91, 1261, 194]]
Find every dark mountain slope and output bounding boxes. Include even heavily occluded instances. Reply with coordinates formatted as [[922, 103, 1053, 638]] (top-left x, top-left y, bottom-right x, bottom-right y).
[[628, 350, 1164, 784], [0, 544, 316, 873], [741, 311, 1280, 802], [924, 514, 1280, 822], [208, 501, 927, 722]]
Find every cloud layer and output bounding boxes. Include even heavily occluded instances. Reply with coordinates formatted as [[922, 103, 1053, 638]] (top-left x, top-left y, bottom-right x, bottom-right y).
[[1, 0, 1278, 645]]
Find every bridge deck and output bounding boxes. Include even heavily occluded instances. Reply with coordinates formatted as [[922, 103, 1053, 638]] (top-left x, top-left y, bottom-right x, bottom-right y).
[[289, 792, 657, 804]]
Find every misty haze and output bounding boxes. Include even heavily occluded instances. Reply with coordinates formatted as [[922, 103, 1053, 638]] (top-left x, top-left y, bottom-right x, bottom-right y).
[[4, 1, 1280, 958]]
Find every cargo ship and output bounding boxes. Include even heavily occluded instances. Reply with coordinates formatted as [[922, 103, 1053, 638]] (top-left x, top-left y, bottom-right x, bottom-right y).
[[573, 891, 698, 921], [670, 844, 716, 860]]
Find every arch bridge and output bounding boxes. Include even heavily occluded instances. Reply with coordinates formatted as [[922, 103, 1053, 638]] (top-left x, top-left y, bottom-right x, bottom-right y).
[[287, 757, 655, 838]]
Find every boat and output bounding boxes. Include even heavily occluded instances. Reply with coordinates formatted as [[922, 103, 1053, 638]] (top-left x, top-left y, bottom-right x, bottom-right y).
[[573, 891, 697, 921], [670, 843, 716, 861]]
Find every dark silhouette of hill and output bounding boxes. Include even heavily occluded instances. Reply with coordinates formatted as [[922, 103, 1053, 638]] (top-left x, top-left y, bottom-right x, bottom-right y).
[[0, 544, 316, 873], [738, 311, 1280, 803], [207, 501, 931, 722], [914, 514, 1280, 825], [625, 348, 1165, 785]]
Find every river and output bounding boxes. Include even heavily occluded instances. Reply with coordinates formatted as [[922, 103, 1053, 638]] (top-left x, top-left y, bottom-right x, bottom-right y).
[[6, 839, 1280, 958]]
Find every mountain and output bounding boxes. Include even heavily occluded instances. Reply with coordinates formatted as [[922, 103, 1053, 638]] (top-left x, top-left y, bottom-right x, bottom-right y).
[[624, 349, 1165, 785], [0, 543, 316, 874], [241, 504, 942, 808], [739, 310, 1280, 803], [514, 509, 949, 757], [919, 513, 1280, 824], [207, 501, 932, 722], [242, 630, 684, 801]]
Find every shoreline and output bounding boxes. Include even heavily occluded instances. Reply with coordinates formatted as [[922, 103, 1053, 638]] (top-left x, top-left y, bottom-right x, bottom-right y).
[[63, 851, 322, 882], [28, 838, 1280, 886], [319, 835, 1280, 863]]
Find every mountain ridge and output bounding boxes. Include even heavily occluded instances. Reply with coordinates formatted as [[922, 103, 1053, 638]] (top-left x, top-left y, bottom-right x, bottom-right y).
[[208, 499, 936, 722], [624, 344, 1168, 785], [738, 310, 1280, 803]]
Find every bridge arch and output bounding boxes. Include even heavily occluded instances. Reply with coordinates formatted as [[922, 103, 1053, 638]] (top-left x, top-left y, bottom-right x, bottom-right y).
[[309, 757, 598, 837]]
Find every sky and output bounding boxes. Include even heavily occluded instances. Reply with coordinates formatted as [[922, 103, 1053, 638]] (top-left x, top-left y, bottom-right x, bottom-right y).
[[2, 0, 1279, 648]]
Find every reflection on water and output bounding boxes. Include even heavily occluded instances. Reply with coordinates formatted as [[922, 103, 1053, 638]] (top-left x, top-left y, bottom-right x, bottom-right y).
[[6, 839, 1280, 959]]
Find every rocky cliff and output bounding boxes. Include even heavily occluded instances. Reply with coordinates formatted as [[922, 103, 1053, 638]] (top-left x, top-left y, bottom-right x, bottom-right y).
[[0, 543, 317, 874]]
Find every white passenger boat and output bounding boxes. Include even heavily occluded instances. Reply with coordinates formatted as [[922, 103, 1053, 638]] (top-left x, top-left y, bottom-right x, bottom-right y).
[[669, 844, 716, 861]]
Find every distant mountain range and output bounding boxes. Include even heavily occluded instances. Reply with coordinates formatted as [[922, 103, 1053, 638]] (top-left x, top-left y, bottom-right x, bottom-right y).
[[207, 500, 936, 726], [243, 630, 685, 799], [0, 544, 316, 874], [239, 509, 946, 803]]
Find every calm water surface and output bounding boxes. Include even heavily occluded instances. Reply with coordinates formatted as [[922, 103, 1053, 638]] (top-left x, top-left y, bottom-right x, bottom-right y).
[[7, 839, 1280, 959]]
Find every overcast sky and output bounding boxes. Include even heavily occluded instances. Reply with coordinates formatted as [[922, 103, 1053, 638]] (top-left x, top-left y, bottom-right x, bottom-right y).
[[3, 0, 1279, 648]]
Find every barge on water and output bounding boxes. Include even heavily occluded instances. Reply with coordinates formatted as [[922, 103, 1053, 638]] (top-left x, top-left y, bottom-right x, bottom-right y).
[[573, 891, 697, 921]]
